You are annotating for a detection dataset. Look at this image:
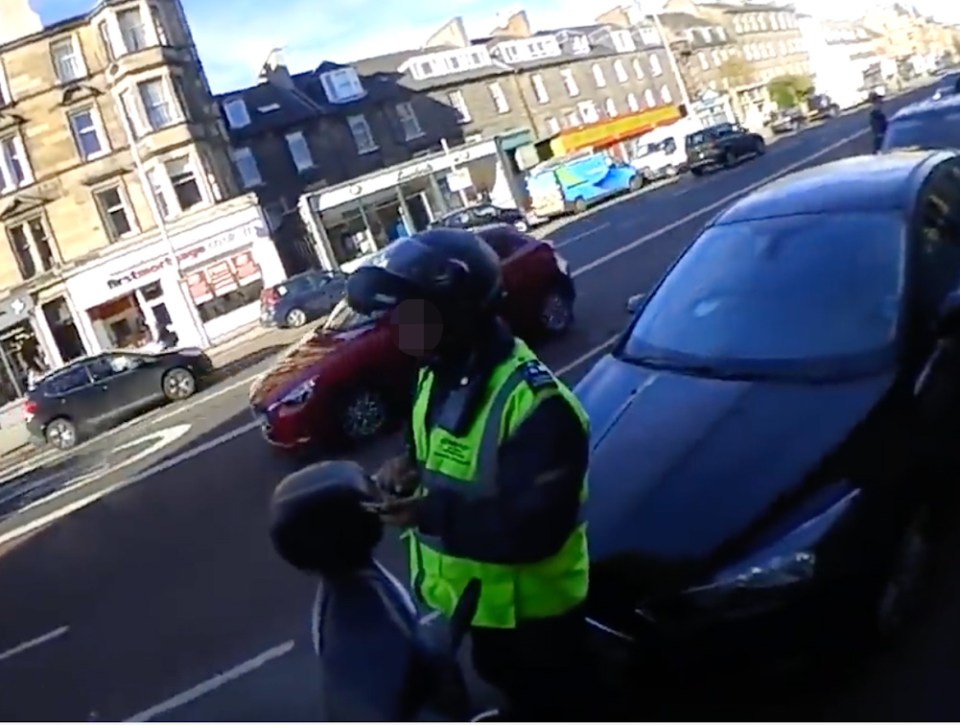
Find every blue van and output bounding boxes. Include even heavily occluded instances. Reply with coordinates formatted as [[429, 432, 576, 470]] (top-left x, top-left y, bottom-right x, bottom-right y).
[[526, 151, 642, 219]]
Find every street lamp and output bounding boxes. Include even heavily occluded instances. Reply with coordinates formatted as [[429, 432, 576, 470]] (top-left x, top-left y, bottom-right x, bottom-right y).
[[112, 95, 211, 349], [635, 0, 694, 109]]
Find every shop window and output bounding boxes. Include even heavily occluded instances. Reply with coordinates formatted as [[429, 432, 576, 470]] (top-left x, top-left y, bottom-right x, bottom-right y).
[[95, 185, 135, 240], [0, 134, 32, 195], [138, 77, 176, 131], [196, 279, 264, 323], [165, 155, 203, 213], [117, 7, 149, 54], [68, 107, 108, 161], [6, 217, 56, 281], [0, 322, 42, 405], [50, 36, 87, 84]]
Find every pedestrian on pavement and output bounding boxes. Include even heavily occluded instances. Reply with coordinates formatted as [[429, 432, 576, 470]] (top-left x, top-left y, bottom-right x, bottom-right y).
[[869, 92, 888, 154], [346, 228, 594, 721]]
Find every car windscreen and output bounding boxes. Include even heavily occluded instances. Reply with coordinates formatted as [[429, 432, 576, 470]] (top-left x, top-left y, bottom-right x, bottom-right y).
[[322, 298, 380, 333], [621, 212, 905, 379], [883, 111, 960, 151], [685, 131, 708, 147]]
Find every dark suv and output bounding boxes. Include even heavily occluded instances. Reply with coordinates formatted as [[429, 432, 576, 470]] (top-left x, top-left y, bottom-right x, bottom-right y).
[[260, 269, 347, 328], [685, 123, 766, 176]]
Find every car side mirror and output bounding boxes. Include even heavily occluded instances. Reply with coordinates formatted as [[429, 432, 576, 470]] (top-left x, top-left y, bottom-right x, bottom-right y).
[[937, 290, 960, 337], [626, 293, 646, 314]]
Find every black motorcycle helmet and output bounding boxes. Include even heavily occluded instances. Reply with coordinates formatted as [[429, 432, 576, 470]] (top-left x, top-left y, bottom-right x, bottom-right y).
[[346, 228, 504, 329], [269, 460, 382, 577]]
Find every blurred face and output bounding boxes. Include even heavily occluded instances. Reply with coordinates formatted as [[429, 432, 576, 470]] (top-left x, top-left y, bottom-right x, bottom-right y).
[[389, 299, 444, 358]]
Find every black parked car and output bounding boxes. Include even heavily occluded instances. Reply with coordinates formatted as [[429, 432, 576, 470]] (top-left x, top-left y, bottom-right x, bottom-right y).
[[24, 348, 214, 450], [685, 123, 766, 176], [578, 150, 960, 670], [260, 269, 347, 328], [430, 203, 531, 232]]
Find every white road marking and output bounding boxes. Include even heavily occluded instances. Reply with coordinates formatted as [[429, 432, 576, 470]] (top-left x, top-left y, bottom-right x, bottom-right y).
[[557, 334, 621, 376], [0, 625, 69, 664], [553, 222, 612, 249], [573, 127, 868, 278], [123, 640, 296, 722]]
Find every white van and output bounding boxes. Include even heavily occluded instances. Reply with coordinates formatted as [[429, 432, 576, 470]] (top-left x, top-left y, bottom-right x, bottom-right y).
[[628, 118, 702, 179]]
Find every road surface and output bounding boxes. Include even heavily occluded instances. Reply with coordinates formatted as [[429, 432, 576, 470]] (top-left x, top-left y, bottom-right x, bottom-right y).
[[1, 86, 952, 721]]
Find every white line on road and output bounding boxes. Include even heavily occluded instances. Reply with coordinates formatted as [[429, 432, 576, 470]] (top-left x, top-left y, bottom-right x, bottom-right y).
[[553, 222, 612, 248], [573, 127, 868, 278], [123, 639, 296, 722], [0, 625, 69, 664]]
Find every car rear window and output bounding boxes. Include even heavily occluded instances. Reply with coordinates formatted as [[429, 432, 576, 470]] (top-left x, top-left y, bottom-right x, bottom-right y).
[[43, 365, 90, 396]]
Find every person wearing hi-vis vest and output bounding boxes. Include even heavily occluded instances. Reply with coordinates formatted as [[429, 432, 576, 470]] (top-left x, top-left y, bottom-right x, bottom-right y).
[[346, 228, 592, 720]]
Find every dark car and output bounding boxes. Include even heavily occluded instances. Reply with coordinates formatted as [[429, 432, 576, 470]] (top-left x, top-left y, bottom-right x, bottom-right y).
[[805, 93, 840, 121], [24, 348, 214, 450], [578, 150, 960, 671], [260, 269, 347, 328], [430, 204, 531, 233], [769, 107, 806, 134], [685, 123, 766, 176], [249, 224, 575, 453], [882, 93, 960, 152]]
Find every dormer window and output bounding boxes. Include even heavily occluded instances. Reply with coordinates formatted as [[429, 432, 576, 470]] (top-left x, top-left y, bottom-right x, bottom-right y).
[[571, 36, 590, 54], [715, 27, 727, 41], [404, 47, 491, 80], [223, 98, 250, 129], [320, 68, 365, 104], [638, 27, 659, 45], [610, 30, 636, 53], [495, 36, 561, 63], [698, 28, 711, 42]]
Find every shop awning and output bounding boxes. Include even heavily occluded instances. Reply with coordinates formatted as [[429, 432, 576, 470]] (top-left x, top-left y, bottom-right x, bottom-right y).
[[549, 105, 683, 156]]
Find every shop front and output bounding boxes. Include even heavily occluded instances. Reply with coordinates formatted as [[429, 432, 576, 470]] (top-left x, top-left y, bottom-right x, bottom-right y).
[[0, 294, 48, 406], [65, 196, 286, 352], [300, 132, 530, 272]]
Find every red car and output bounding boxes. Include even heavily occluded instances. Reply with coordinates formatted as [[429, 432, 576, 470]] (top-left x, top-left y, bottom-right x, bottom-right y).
[[249, 224, 576, 453]]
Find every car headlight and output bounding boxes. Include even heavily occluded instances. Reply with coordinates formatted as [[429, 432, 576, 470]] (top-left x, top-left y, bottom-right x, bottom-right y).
[[684, 488, 860, 609], [278, 379, 316, 406]]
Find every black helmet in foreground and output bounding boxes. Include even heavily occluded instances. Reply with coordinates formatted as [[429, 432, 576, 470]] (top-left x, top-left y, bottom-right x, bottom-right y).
[[269, 460, 382, 576], [346, 228, 504, 320]]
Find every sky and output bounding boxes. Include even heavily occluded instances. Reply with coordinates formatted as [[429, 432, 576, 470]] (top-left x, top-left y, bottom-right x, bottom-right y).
[[29, 0, 960, 94]]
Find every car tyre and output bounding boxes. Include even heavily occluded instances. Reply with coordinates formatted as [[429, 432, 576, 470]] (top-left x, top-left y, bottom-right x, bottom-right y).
[[690, 167, 704, 177], [540, 288, 575, 335], [285, 308, 308, 328], [755, 138, 766, 155], [162, 367, 197, 401], [873, 505, 936, 641], [45, 417, 78, 451], [628, 174, 644, 191], [339, 387, 389, 442], [573, 198, 588, 215]]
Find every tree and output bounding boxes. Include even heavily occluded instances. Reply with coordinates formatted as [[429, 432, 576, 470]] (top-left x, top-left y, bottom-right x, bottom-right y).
[[717, 55, 756, 89], [767, 74, 814, 109]]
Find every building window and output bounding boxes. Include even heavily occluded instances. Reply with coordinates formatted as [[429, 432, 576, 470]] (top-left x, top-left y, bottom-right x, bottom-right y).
[[661, 86, 673, 104], [0, 60, 10, 106], [489, 82, 509, 113], [347, 114, 377, 154], [138, 78, 176, 130], [7, 217, 55, 280], [611, 29, 636, 53], [613, 60, 628, 83], [531, 74, 549, 104], [145, 167, 171, 219], [0, 135, 32, 195], [712, 50, 721, 66], [447, 91, 471, 122], [545, 117, 560, 135], [117, 7, 149, 54], [67, 107, 108, 160], [627, 92, 640, 112], [395, 102, 423, 140], [632, 58, 645, 79], [698, 53, 709, 70], [222, 98, 250, 129], [164, 156, 203, 213], [592, 64, 607, 87], [95, 186, 134, 240], [285, 131, 314, 171], [50, 36, 86, 84], [321, 68, 365, 103], [230, 147, 262, 187], [644, 88, 656, 107], [649, 54, 663, 76], [605, 98, 618, 117], [577, 100, 599, 124], [149, 3, 169, 45], [560, 69, 579, 96]]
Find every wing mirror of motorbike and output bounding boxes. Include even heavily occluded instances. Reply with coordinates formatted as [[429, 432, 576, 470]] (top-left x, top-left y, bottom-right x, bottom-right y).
[[937, 290, 960, 337], [626, 293, 646, 314]]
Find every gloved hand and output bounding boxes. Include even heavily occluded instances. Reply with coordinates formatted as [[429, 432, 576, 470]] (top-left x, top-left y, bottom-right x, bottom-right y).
[[373, 454, 419, 498]]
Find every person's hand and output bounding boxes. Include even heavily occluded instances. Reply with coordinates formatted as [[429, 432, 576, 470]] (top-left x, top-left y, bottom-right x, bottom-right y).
[[362, 495, 423, 528], [374, 455, 419, 498]]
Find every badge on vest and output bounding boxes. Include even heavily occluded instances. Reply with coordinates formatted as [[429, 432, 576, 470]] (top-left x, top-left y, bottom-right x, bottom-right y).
[[520, 360, 557, 390]]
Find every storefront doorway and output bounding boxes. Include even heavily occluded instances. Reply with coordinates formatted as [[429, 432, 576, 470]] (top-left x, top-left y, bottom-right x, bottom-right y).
[[88, 294, 150, 350], [42, 297, 86, 363]]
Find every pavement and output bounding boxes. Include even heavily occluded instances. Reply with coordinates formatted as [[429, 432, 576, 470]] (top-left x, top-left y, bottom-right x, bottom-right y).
[[0, 83, 952, 722]]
